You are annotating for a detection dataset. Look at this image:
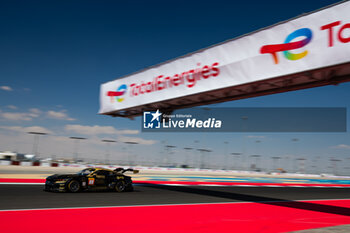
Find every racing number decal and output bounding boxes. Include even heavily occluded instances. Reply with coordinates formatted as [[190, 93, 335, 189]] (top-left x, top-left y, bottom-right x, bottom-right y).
[[88, 178, 95, 185]]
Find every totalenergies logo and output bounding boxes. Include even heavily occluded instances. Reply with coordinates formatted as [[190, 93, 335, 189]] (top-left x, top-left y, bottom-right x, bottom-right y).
[[107, 84, 127, 103], [260, 28, 313, 64], [105, 62, 220, 103]]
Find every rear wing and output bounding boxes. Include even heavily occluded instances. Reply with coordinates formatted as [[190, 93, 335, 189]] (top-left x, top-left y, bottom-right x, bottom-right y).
[[114, 168, 139, 174]]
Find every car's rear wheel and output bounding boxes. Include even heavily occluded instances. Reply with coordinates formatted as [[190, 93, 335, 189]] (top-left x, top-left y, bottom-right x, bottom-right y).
[[115, 181, 126, 192], [67, 180, 80, 193]]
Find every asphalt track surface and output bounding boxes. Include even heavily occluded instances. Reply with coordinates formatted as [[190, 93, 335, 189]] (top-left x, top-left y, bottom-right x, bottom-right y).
[[1, 184, 350, 213]]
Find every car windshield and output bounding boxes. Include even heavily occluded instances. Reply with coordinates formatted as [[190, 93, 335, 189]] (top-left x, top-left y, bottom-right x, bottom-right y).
[[77, 168, 94, 175]]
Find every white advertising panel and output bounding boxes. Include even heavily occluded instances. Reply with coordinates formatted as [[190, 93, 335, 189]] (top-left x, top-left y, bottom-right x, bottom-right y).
[[99, 2, 350, 114]]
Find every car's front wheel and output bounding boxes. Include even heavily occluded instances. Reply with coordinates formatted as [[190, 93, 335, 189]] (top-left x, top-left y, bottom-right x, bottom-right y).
[[67, 180, 80, 193], [115, 181, 125, 192]]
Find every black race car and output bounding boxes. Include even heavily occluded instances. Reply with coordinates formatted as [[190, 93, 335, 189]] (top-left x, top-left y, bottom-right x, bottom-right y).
[[44, 167, 138, 193]]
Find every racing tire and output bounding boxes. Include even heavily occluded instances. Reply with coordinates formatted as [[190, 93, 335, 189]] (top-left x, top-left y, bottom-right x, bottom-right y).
[[67, 180, 80, 193], [115, 181, 126, 192]]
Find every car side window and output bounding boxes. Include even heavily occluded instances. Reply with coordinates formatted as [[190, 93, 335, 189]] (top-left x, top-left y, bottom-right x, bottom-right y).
[[95, 170, 110, 176]]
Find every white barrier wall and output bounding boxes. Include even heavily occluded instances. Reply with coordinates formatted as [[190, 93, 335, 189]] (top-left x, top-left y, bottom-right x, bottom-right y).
[[0, 160, 11, 166]]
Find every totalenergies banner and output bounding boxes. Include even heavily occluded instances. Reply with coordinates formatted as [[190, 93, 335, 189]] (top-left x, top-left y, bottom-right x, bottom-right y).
[[99, 1, 350, 115]]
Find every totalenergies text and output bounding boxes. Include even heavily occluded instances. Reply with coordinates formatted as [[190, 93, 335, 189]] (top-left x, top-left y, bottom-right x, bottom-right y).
[[129, 62, 220, 97]]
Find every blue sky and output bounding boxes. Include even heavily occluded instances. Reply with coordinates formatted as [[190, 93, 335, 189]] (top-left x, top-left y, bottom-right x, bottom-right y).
[[0, 0, 349, 174]]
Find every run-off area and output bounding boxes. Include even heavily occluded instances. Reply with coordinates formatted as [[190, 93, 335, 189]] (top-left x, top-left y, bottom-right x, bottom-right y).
[[1, 184, 350, 233]]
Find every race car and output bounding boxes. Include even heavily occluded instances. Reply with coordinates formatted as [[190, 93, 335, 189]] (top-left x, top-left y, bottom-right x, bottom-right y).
[[44, 167, 138, 193]]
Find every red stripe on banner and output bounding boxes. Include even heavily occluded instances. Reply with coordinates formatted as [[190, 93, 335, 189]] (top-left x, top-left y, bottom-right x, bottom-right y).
[[1, 200, 350, 233], [107, 91, 123, 97]]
